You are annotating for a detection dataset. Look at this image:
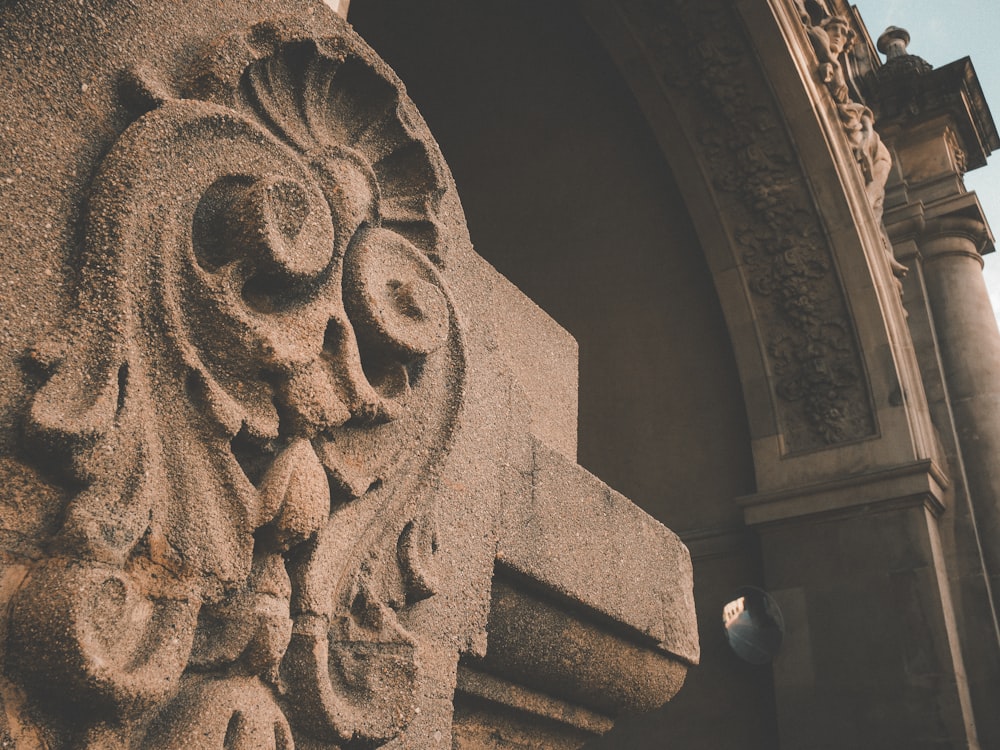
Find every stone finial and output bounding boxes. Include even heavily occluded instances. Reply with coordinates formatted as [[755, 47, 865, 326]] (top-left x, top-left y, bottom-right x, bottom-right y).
[[874, 25, 933, 78], [877, 26, 911, 60]]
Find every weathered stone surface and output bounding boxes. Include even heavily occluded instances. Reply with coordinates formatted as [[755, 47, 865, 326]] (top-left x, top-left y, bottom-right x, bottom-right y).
[[0, 1, 695, 748], [499, 438, 698, 663], [614, 0, 879, 454]]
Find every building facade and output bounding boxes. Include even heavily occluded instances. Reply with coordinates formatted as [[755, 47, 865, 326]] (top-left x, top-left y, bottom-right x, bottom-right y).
[[1, 0, 999, 748]]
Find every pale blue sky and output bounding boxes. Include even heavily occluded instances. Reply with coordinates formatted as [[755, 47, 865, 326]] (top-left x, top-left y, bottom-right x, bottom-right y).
[[852, 1, 1000, 315]]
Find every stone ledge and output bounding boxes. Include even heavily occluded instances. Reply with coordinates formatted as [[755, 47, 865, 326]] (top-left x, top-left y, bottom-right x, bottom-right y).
[[497, 437, 699, 665], [455, 661, 614, 735], [484, 264, 579, 460], [470, 577, 688, 717], [737, 458, 948, 526]]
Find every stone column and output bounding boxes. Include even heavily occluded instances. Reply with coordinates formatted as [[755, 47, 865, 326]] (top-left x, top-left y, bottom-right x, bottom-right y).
[[874, 26, 1000, 594], [921, 217, 1000, 572], [874, 24, 1000, 745]]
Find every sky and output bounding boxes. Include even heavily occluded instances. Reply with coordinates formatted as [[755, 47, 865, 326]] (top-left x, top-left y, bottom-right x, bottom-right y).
[[851, 0, 1000, 317]]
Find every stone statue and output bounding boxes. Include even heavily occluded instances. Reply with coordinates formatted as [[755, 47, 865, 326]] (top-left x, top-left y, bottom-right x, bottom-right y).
[[809, 14, 855, 104], [839, 102, 891, 215], [802, 11, 905, 281]]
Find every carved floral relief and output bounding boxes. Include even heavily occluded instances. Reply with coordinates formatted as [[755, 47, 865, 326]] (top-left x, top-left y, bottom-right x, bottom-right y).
[[618, 0, 877, 451], [5, 17, 463, 749]]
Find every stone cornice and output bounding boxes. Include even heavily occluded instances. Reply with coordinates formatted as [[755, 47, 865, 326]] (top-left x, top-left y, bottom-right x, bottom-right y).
[[872, 56, 999, 173], [738, 458, 948, 526]]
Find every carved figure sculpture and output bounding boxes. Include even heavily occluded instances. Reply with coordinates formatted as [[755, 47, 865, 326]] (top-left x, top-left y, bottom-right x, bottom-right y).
[[802, 11, 905, 281], [839, 102, 891, 215], [808, 14, 855, 104]]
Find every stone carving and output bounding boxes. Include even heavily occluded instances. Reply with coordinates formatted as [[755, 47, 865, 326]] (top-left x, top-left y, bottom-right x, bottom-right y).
[[946, 126, 969, 174], [808, 15, 855, 103], [617, 0, 876, 451], [5, 16, 463, 748], [801, 9, 906, 281]]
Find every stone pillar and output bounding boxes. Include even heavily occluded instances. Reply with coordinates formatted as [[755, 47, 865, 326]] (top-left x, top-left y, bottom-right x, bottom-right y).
[[875, 30, 1000, 599], [874, 24, 1000, 746], [921, 217, 1000, 572], [721, 13, 988, 747], [739, 463, 980, 748]]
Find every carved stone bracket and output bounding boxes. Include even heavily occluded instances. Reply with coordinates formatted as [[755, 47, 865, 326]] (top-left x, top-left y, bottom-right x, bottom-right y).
[[5, 14, 464, 748], [945, 126, 969, 175], [616, 0, 877, 451]]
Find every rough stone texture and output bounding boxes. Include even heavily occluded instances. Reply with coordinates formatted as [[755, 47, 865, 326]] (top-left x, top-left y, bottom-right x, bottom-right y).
[[0, 2, 696, 748], [484, 276, 578, 461], [499, 439, 698, 663], [7, 0, 1000, 746]]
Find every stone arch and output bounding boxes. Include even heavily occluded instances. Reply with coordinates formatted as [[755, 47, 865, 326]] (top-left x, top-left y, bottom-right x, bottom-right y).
[[348, 0, 757, 527], [348, 1, 948, 747], [349, 0, 937, 500]]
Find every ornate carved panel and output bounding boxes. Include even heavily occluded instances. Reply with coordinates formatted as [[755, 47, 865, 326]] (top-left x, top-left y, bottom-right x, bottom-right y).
[[4, 15, 464, 748], [0, 4, 701, 748], [616, 0, 878, 451]]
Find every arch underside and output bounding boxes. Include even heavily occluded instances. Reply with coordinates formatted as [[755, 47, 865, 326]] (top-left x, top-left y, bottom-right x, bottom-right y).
[[349, 0, 946, 747]]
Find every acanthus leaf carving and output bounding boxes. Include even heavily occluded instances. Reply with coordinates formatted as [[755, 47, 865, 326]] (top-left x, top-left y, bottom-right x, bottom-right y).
[[398, 515, 440, 605], [256, 438, 331, 551], [8, 15, 465, 748]]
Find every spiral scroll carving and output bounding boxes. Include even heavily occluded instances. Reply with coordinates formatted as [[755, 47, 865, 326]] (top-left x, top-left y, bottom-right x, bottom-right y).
[[7, 16, 463, 748]]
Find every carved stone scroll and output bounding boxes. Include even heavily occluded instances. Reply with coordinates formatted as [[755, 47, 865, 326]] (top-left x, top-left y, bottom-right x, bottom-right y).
[[4, 14, 463, 747]]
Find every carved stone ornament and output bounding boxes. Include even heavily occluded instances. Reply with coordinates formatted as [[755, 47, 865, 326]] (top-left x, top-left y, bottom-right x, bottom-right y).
[[945, 125, 969, 174], [4, 16, 464, 748], [616, 0, 877, 451], [799, 7, 906, 283]]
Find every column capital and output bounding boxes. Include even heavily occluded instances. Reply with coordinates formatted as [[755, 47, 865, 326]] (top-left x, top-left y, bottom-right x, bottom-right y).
[[922, 214, 992, 266], [884, 191, 994, 259]]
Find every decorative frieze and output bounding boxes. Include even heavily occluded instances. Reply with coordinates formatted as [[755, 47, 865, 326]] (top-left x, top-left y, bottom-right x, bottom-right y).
[[617, 0, 877, 451]]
